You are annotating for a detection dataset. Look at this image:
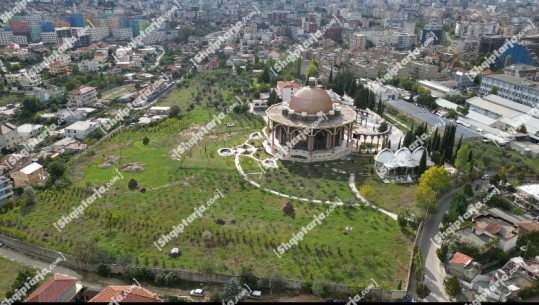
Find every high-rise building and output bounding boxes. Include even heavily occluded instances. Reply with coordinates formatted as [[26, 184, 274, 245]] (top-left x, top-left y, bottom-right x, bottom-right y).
[[40, 21, 55, 32], [29, 24, 42, 42], [64, 13, 84, 27], [10, 19, 30, 35], [0, 30, 14, 46]]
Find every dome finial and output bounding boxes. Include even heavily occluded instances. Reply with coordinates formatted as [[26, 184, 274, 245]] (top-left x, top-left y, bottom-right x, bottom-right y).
[[308, 77, 317, 87]]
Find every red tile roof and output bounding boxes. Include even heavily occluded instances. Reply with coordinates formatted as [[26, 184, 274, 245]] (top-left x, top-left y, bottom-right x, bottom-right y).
[[476, 221, 501, 235], [450, 252, 473, 266], [89, 286, 161, 303], [69, 86, 96, 95], [517, 220, 539, 232], [24, 273, 78, 302]]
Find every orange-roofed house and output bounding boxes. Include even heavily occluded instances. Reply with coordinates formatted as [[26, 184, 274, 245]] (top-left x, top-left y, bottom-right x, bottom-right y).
[[447, 252, 482, 281], [24, 273, 81, 302], [89, 285, 161, 303], [517, 220, 539, 234], [276, 80, 301, 103]]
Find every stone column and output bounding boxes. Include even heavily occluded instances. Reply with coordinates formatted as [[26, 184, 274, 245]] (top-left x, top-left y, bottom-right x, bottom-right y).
[[331, 133, 336, 153], [271, 120, 275, 153]]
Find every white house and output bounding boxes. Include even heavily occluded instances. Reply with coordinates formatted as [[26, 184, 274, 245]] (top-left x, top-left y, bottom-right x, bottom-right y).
[[276, 80, 301, 103], [0, 123, 21, 149], [62, 121, 99, 140], [17, 124, 44, 139], [67, 86, 98, 107], [78, 60, 99, 73]]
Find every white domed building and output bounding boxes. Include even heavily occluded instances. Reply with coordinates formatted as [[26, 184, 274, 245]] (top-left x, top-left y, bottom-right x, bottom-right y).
[[374, 146, 434, 178], [263, 78, 357, 162]]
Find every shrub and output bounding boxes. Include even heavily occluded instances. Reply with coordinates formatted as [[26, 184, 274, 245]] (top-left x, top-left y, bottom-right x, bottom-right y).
[[463, 183, 473, 197], [143, 136, 150, 145], [140, 188, 146, 193], [97, 264, 111, 277], [282, 201, 295, 216], [311, 280, 329, 297], [155, 273, 167, 286], [128, 178, 138, 190], [215, 218, 226, 225], [164, 272, 178, 287]]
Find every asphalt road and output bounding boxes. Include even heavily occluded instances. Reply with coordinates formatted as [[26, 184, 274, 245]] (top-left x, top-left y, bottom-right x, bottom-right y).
[[408, 185, 463, 301]]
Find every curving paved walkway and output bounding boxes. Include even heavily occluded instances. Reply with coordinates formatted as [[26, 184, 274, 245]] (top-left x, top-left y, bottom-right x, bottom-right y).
[[348, 174, 398, 220], [224, 133, 400, 219]]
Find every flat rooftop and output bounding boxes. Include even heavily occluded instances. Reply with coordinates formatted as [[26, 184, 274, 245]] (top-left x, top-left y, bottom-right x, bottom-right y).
[[483, 74, 539, 91]]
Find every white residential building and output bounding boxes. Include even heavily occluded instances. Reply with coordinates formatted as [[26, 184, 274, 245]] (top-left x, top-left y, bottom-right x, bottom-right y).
[[276, 80, 301, 103], [40, 32, 58, 44], [479, 74, 539, 107], [63, 121, 99, 140], [17, 124, 44, 139], [141, 30, 166, 45], [88, 27, 110, 42], [112, 28, 133, 41], [0, 30, 14, 46], [349, 33, 366, 50], [0, 123, 21, 149], [12, 35, 28, 45], [78, 60, 99, 73], [67, 86, 98, 107], [5, 72, 43, 88], [514, 184, 539, 216]]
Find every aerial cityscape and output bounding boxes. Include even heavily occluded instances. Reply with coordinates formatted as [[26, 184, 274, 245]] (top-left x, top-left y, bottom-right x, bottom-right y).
[[0, 0, 539, 303]]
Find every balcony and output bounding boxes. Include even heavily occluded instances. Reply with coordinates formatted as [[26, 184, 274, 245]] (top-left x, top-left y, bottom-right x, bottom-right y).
[[0, 190, 14, 201]]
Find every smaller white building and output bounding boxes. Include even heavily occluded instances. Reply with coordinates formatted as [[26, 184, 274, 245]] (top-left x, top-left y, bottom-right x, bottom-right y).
[[63, 121, 99, 140], [17, 124, 44, 139], [0, 123, 21, 149], [78, 60, 99, 73]]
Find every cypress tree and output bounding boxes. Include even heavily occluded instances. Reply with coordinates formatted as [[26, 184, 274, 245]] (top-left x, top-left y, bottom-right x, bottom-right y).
[[453, 135, 463, 163], [418, 149, 427, 175], [328, 68, 333, 83], [467, 150, 474, 172], [440, 151, 446, 165]]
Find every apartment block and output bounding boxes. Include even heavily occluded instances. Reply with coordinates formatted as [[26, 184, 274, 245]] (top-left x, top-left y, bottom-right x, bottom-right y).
[[67, 86, 98, 107], [479, 74, 539, 107]]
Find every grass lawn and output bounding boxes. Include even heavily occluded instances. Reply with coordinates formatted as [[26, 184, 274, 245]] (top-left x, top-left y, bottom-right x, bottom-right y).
[[0, 93, 22, 107], [0, 71, 414, 289], [357, 176, 418, 214], [0, 256, 32, 299]]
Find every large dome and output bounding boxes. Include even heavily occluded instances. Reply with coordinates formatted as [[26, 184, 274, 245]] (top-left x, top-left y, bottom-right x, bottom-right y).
[[288, 86, 334, 115]]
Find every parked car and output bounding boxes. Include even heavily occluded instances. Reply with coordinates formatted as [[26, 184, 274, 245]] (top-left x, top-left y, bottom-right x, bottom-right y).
[[189, 289, 205, 297], [248, 290, 262, 299]]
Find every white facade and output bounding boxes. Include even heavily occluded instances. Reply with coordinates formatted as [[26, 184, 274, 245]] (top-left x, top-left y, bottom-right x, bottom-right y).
[[5, 72, 43, 88], [78, 60, 99, 73], [63, 121, 99, 140], [67, 86, 98, 107], [40, 32, 57, 44], [349, 33, 366, 50], [17, 124, 44, 138], [88, 27, 110, 42], [0, 123, 21, 149], [12, 35, 28, 45], [0, 31, 14, 46], [479, 74, 539, 107], [112, 28, 133, 41], [141, 30, 166, 45]]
